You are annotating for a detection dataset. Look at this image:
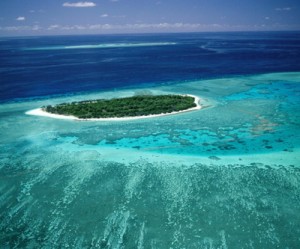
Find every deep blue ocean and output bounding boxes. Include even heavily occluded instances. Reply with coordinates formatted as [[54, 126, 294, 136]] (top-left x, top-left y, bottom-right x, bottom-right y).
[[1, 32, 300, 102], [1, 32, 300, 248]]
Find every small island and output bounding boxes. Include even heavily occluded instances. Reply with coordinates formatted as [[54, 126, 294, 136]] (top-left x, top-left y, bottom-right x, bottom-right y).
[[26, 94, 201, 121]]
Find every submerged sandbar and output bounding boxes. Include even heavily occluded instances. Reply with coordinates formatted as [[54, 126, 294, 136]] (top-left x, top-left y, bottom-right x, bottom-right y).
[[26, 94, 201, 121]]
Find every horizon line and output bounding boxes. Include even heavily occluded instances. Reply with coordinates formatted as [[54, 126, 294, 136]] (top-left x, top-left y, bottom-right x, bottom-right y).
[[1, 29, 300, 38]]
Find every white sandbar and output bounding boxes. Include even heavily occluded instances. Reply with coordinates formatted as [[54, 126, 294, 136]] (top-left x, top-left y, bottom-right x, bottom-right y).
[[25, 94, 202, 121]]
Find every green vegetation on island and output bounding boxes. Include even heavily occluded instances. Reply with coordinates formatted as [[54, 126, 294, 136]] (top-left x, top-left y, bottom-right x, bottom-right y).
[[44, 94, 197, 119]]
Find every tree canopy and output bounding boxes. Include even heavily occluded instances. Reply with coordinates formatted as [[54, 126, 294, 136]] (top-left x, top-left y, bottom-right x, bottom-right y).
[[44, 94, 197, 119]]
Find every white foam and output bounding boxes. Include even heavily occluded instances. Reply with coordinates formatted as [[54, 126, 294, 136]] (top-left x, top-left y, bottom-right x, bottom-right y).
[[26, 42, 177, 51]]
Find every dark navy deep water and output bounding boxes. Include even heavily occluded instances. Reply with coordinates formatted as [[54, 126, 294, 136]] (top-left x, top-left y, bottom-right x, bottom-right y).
[[1, 32, 300, 248], [1, 32, 300, 102]]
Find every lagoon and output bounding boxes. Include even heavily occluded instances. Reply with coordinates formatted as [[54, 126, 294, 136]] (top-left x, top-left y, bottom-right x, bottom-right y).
[[1, 33, 300, 248]]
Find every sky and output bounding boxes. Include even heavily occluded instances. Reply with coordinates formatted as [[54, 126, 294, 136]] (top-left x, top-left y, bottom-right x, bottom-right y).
[[0, 0, 300, 36]]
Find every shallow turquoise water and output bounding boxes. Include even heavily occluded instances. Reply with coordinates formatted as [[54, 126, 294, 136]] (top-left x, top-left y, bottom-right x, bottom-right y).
[[0, 72, 300, 248], [23, 42, 177, 51]]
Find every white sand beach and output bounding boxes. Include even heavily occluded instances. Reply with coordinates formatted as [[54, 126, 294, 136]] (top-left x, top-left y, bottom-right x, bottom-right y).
[[25, 94, 202, 121]]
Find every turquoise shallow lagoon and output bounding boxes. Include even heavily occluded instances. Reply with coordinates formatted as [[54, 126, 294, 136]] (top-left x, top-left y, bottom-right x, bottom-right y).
[[0, 72, 300, 248]]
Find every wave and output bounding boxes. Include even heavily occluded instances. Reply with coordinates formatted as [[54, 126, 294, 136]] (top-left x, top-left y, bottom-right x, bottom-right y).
[[23, 42, 177, 51]]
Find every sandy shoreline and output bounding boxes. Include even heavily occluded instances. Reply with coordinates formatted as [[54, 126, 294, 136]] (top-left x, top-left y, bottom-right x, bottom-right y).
[[25, 94, 202, 121]]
